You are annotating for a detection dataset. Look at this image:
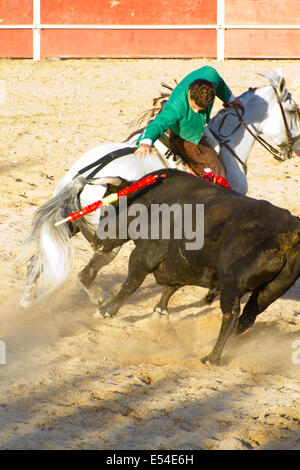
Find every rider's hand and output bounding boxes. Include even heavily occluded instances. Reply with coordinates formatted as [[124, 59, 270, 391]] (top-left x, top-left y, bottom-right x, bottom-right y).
[[227, 98, 244, 111], [135, 143, 152, 158]]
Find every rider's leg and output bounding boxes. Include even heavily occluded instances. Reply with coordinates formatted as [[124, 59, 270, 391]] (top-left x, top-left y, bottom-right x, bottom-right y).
[[169, 132, 226, 178]]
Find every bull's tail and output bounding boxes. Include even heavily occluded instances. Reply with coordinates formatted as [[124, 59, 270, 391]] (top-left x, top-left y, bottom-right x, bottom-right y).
[[20, 176, 88, 307]]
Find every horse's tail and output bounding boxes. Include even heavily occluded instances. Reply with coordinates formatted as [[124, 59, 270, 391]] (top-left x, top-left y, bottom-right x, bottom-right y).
[[20, 175, 123, 308], [20, 176, 89, 307]]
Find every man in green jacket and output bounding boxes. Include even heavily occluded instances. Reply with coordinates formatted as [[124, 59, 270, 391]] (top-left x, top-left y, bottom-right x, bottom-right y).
[[135, 66, 244, 177]]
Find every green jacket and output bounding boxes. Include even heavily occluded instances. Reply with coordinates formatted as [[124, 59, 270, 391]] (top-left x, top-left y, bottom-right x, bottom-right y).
[[137, 66, 233, 145]]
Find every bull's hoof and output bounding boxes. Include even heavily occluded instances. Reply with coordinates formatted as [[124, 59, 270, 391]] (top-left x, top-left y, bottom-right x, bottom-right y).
[[203, 294, 214, 305], [93, 309, 113, 319], [152, 306, 169, 319], [201, 354, 221, 366], [235, 318, 254, 336], [83, 285, 105, 305], [93, 301, 118, 319], [235, 323, 247, 336]]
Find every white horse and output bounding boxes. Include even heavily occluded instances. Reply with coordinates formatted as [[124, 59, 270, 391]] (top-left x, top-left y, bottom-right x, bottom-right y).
[[20, 70, 300, 308]]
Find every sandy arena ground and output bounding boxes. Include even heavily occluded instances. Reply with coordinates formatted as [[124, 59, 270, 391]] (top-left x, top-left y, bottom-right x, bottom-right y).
[[0, 58, 299, 450]]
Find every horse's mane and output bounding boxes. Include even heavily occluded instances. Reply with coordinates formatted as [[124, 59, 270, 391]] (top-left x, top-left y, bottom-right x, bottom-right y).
[[128, 81, 177, 130], [256, 69, 284, 88]]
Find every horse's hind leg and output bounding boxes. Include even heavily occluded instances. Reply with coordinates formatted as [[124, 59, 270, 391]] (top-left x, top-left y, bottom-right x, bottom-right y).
[[78, 247, 121, 304]]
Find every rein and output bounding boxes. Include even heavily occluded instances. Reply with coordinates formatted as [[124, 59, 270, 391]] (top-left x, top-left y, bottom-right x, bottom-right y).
[[209, 125, 248, 174], [235, 109, 287, 162], [73, 146, 135, 180]]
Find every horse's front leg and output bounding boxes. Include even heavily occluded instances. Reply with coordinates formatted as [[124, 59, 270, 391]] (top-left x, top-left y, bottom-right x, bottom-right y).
[[78, 247, 121, 305]]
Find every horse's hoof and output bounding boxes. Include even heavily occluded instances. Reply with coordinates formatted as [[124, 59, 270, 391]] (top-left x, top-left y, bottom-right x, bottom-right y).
[[20, 292, 34, 308], [20, 297, 31, 308]]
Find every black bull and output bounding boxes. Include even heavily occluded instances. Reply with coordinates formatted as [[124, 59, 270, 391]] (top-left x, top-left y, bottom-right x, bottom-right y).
[[93, 169, 300, 365]]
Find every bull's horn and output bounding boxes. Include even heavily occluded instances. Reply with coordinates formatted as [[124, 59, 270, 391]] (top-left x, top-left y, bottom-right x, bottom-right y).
[[87, 176, 123, 186]]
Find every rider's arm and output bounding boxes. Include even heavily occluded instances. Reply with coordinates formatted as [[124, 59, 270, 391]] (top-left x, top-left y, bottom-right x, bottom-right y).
[[209, 68, 244, 111], [135, 139, 153, 157], [135, 102, 182, 157]]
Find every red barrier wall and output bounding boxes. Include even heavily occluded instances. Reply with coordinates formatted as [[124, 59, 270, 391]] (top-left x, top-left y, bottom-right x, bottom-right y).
[[0, 0, 299, 59], [225, 0, 300, 58], [41, 0, 216, 25], [226, 0, 299, 25], [0, 0, 32, 23], [0, 0, 33, 57], [41, 29, 217, 59], [225, 30, 300, 59], [0, 29, 33, 57], [40, 0, 217, 58]]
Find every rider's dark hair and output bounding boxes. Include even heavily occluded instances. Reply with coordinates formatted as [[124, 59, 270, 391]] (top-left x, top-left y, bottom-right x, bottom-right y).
[[188, 79, 216, 108]]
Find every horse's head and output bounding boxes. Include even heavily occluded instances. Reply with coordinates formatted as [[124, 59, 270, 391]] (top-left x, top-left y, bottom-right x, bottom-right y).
[[257, 70, 300, 158]]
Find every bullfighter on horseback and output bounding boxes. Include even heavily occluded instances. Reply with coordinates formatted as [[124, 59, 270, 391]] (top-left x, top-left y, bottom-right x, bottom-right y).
[[135, 65, 244, 177]]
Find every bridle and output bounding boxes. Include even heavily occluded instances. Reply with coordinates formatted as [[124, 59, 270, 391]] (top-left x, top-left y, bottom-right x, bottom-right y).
[[214, 86, 300, 173], [271, 85, 300, 160]]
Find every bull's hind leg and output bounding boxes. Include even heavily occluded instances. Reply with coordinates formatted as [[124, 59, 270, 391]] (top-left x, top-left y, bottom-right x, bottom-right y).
[[202, 288, 241, 366], [78, 247, 121, 305], [235, 288, 261, 335], [237, 259, 299, 335]]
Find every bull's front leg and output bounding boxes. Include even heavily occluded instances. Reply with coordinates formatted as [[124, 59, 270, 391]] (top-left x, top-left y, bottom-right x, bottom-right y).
[[153, 284, 180, 317], [202, 293, 241, 366], [95, 247, 154, 319], [96, 271, 147, 319], [79, 248, 120, 305]]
